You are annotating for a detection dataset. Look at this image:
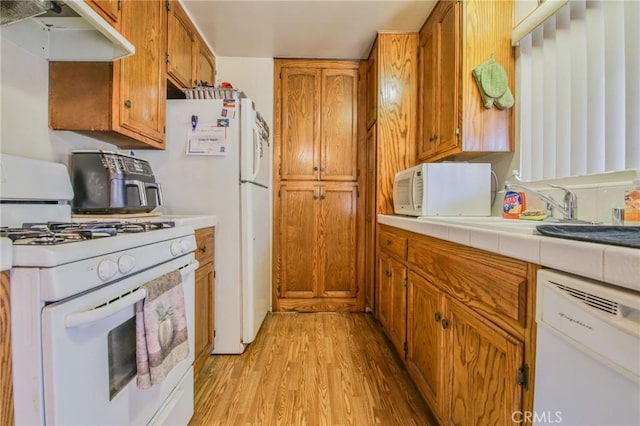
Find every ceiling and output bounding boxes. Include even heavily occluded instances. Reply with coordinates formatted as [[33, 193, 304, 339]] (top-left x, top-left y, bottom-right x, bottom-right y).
[[182, 0, 437, 60]]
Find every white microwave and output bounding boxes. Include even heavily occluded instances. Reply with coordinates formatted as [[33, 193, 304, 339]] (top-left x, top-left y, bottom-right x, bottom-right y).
[[393, 163, 491, 217]]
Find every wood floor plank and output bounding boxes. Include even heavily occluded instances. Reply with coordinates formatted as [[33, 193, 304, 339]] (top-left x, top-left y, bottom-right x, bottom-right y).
[[191, 312, 436, 425]]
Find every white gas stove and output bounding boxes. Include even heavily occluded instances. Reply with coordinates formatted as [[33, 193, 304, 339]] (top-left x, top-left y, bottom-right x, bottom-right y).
[[1, 154, 196, 426]]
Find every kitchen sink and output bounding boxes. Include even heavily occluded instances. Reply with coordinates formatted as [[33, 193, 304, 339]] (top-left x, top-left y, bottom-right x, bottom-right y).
[[536, 225, 640, 249]]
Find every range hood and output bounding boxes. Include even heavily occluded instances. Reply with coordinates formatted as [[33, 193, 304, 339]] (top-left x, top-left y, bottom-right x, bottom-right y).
[[0, 0, 134, 61]]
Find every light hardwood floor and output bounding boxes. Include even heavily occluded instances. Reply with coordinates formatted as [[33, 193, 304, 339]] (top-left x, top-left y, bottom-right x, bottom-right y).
[[190, 312, 436, 426]]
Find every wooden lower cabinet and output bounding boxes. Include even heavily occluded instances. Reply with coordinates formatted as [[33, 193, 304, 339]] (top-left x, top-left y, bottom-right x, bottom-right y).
[[378, 251, 407, 357], [193, 227, 215, 378], [378, 225, 535, 425], [407, 271, 445, 421], [446, 296, 523, 426], [275, 182, 360, 311], [1, 271, 13, 425]]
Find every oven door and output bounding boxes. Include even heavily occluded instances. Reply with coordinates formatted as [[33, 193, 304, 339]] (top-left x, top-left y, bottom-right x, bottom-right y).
[[41, 254, 198, 426]]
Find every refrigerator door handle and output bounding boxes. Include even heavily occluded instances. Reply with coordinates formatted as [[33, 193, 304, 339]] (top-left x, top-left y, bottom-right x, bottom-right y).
[[240, 179, 268, 189], [250, 126, 261, 182]]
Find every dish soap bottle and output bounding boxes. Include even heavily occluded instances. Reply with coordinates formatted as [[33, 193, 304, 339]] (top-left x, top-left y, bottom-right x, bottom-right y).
[[624, 177, 640, 224], [502, 170, 526, 219]]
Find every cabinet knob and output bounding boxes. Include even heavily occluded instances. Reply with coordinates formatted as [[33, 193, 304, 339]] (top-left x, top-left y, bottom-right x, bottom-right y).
[[320, 166, 326, 172], [200, 245, 207, 253], [320, 195, 325, 200], [386, 239, 392, 245], [313, 195, 319, 200], [124, 100, 132, 109], [441, 319, 449, 329], [434, 312, 441, 322], [385, 270, 391, 278], [313, 166, 319, 171]]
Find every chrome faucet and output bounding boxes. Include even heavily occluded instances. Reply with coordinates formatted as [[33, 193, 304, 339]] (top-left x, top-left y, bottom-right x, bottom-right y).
[[504, 182, 578, 220]]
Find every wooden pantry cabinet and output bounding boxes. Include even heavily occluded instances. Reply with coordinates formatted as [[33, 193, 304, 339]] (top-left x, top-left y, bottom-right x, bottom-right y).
[[363, 33, 418, 313], [416, 0, 515, 162], [377, 225, 537, 425], [273, 59, 364, 312], [193, 227, 215, 378], [50, 0, 167, 149]]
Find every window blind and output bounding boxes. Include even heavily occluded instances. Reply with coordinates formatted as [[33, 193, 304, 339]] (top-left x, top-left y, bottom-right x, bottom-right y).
[[516, 0, 639, 181]]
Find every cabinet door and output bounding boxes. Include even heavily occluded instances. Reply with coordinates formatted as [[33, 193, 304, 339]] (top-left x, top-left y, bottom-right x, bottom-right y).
[[280, 67, 321, 180], [87, 0, 120, 27], [118, 0, 166, 145], [193, 261, 214, 377], [195, 40, 216, 87], [377, 252, 406, 358], [167, 0, 196, 89], [364, 126, 377, 311], [406, 271, 445, 422], [417, 20, 438, 160], [445, 297, 524, 426], [278, 184, 319, 298], [320, 68, 358, 181], [366, 44, 378, 129], [320, 184, 357, 298], [435, 1, 460, 155]]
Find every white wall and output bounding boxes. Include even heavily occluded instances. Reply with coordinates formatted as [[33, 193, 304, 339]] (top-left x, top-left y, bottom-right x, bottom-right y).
[[0, 37, 118, 166], [215, 56, 274, 136]]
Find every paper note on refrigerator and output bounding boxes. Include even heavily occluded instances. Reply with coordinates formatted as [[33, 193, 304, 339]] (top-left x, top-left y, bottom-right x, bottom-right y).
[[186, 124, 227, 156]]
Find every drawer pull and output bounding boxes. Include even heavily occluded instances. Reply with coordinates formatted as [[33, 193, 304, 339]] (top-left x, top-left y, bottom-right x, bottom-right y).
[[200, 245, 207, 253], [434, 312, 441, 322]]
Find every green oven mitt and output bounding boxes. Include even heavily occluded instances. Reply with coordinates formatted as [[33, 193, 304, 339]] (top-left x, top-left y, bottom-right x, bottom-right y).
[[472, 58, 514, 110]]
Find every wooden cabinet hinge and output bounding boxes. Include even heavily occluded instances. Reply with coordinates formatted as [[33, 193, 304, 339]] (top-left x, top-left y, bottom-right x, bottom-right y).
[[165, 53, 170, 64], [517, 364, 529, 390], [456, 128, 461, 137], [278, 166, 282, 176], [117, 0, 121, 11], [278, 188, 281, 197], [403, 341, 408, 354], [277, 283, 281, 296], [403, 277, 408, 287], [166, 0, 171, 12], [214, 270, 216, 279]]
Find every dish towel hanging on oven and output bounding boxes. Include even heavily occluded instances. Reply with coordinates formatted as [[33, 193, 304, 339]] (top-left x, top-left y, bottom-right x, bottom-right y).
[[135, 270, 189, 389]]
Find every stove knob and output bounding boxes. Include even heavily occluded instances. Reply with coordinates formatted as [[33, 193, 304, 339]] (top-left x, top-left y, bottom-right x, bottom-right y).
[[118, 254, 136, 274], [171, 241, 187, 256], [97, 259, 118, 281]]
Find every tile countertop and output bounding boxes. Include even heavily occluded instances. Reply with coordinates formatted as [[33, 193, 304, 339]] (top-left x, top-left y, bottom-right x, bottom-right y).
[[1, 238, 12, 271], [379, 214, 640, 294], [72, 214, 217, 230]]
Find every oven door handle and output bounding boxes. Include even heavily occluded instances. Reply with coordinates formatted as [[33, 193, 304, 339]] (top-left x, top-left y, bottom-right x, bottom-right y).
[[65, 288, 147, 328], [65, 261, 199, 328]]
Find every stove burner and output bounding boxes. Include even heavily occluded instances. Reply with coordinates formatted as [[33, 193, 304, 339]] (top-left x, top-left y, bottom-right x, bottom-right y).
[[0, 220, 176, 245]]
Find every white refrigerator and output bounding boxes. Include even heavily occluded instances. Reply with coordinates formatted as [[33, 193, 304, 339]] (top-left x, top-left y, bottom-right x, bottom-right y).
[[138, 97, 271, 354]]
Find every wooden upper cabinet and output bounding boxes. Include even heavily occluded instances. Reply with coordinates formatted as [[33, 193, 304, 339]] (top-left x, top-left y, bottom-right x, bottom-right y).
[[320, 68, 358, 181], [276, 60, 359, 182], [86, 0, 120, 28], [118, 0, 166, 146], [167, 0, 196, 89], [195, 36, 216, 86], [49, 0, 166, 149], [417, 0, 514, 162], [417, 22, 438, 159]]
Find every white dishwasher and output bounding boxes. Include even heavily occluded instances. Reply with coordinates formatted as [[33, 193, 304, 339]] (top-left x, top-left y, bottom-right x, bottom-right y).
[[534, 269, 640, 426]]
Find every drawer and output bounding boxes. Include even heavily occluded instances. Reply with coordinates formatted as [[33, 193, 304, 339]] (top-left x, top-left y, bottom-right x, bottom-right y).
[[379, 228, 408, 260], [194, 227, 214, 266], [408, 235, 527, 330]]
